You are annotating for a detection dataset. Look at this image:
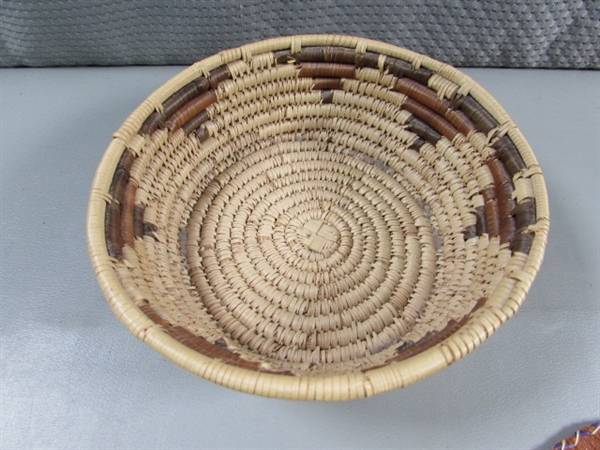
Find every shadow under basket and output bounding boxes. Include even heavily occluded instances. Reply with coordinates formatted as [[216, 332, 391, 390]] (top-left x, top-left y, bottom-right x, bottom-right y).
[[87, 35, 549, 400]]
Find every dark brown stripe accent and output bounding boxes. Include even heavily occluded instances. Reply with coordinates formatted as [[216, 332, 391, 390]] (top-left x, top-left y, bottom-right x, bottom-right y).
[[121, 181, 137, 247], [514, 199, 536, 233], [139, 303, 293, 375], [492, 136, 527, 176], [481, 187, 500, 237], [408, 137, 426, 151], [457, 96, 498, 134], [496, 182, 516, 218], [140, 110, 166, 135], [108, 168, 129, 204], [164, 90, 217, 131], [406, 116, 442, 145], [105, 201, 123, 259], [139, 303, 170, 327], [171, 326, 263, 371], [312, 77, 342, 90], [488, 158, 511, 188], [292, 46, 325, 62], [488, 158, 516, 243], [274, 49, 292, 64], [321, 90, 334, 104], [182, 110, 210, 135], [279, 48, 432, 83], [208, 65, 231, 89], [499, 216, 516, 245], [323, 46, 357, 64], [194, 77, 211, 93], [385, 57, 432, 84], [395, 78, 450, 116], [162, 81, 200, 117], [355, 51, 380, 69], [463, 224, 478, 240], [298, 62, 356, 79], [481, 187, 495, 204], [445, 109, 477, 136], [498, 184, 517, 243], [143, 222, 159, 240], [484, 200, 500, 237], [402, 98, 459, 141], [276, 47, 377, 70], [178, 227, 187, 252], [475, 205, 487, 235], [116, 149, 136, 173], [488, 159, 514, 219], [371, 296, 488, 366], [133, 205, 145, 238], [394, 78, 476, 135], [195, 127, 210, 143], [510, 232, 534, 254]]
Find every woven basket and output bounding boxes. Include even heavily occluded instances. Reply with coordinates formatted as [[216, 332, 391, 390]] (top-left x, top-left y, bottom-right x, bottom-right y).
[[87, 35, 549, 400]]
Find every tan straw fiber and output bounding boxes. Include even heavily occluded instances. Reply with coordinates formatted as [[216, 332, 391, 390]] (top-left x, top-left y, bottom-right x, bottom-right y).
[[87, 35, 549, 400]]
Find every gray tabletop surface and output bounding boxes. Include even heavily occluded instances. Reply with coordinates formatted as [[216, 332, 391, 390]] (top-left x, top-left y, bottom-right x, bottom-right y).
[[1, 66, 598, 450]]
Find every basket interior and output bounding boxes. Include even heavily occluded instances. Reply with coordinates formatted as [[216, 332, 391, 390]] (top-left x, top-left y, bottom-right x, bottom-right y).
[[89, 36, 548, 398]]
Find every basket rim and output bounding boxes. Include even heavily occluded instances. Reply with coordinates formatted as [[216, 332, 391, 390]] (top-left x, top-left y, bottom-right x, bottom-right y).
[[87, 34, 549, 400]]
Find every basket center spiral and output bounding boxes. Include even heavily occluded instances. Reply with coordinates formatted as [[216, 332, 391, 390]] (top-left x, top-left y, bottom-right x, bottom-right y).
[[296, 218, 340, 254], [185, 142, 439, 366]]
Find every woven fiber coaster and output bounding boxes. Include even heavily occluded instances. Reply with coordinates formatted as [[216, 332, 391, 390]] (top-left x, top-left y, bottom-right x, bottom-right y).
[[554, 424, 600, 450], [87, 35, 549, 400]]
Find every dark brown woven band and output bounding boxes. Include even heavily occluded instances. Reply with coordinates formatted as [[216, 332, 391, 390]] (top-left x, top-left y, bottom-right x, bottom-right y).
[[113, 45, 538, 268], [388, 296, 487, 364], [140, 303, 293, 375]]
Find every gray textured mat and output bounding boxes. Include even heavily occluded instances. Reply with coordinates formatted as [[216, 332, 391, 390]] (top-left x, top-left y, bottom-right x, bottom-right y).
[[1, 0, 599, 68]]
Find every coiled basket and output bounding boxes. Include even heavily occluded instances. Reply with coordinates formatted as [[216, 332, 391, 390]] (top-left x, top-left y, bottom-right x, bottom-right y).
[[87, 35, 549, 400]]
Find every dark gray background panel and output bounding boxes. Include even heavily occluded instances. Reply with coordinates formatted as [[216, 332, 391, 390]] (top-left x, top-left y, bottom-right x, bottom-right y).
[[1, 0, 599, 68]]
